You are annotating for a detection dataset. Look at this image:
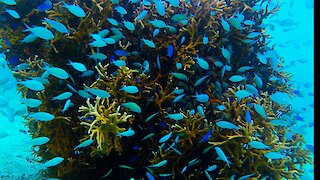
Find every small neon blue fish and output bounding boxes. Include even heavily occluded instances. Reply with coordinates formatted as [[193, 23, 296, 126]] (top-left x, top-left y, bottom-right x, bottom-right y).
[[117, 127, 135, 137], [68, 60, 87, 72], [204, 169, 213, 180], [122, 102, 141, 113], [142, 38, 156, 48], [20, 34, 38, 43], [200, 128, 213, 143], [192, 92, 209, 103], [114, 50, 127, 56], [44, 157, 64, 168], [74, 139, 94, 150], [171, 72, 188, 81], [146, 172, 155, 180], [215, 147, 232, 167], [62, 2, 86, 17], [0, 0, 16, 5], [86, 88, 110, 98], [229, 16, 242, 30], [23, 24, 54, 40], [43, 18, 69, 34], [98, 29, 110, 37], [216, 105, 225, 111], [254, 104, 267, 119], [78, 90, 92, 99], [234, 90, 251, 101], [154, 0, 165, 16], [245, 110, 252, 124], [165, 113, 184, 121], [145, 112, 159, 122], [180, 36, 186, 45], [148, 19, 167, 28], [61, 99, 72, 113], [159, 132, 172, 143], [107, 18, 118, 26], [237, 66, 253, 73], [5, 8, 20, 19], [135, 10, 148, 22], [120, 85, 139, 94], [238, 173, 255, 180], [157, 54, 161, 70], [194, 56, 209, 70], [253, 74, 263, 88], [123, 20, 135, 31], [22, 98, 42, 108], [167, 45, 174, 57], [153, 28, 160, 37], [243, 20, 256, 25], [245, 84, 258, 95], [114, 6, 127, 15], [28, 112, 55, 122], [229, 75, 247, 82], [256, 53, 267, 64], [111, 60, 126, 67], [149, 160, 168, 168], [248, 141, 270, 150], [89, 40, 107, 48], [197, 105, 205, 117], [36, 0, 52, 11], [203, 35, 208, 45], [264, 152, 285, 160], [171, 14, 188, 22], [142, 133, 155, 141], [88, 53, 107, 61], [173, 88, 184, 95], [103, 37, 116, 44], [194, 75, 209, 87], [168, 0, 179, 7], [207, 164, 217, 172], [28, 137, 50, 146], [270, 119, 289, 126], [18, 80, 45, 91], [216, 121, 240, 130], [221, 17, 230, 32], [220, 46, 231, 61], [270, 91, 291, 105], [173, 94, 185, 103]]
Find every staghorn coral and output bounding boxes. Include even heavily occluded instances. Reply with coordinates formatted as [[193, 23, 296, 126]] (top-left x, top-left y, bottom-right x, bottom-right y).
[[79, 97, 133, 156], [1, 0, 311, 179]]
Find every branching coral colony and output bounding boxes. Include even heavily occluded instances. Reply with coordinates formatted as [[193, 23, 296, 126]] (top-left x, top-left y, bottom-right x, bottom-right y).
[[79, 97, 133, 155], [4, 0, 312, 179]]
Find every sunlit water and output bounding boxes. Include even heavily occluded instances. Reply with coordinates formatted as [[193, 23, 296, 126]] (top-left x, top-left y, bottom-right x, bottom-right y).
[[0, 0, 314, 179]]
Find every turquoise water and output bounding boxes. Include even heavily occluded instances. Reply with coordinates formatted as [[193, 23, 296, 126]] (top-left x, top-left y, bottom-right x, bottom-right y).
[[0, 0, 314, 179]]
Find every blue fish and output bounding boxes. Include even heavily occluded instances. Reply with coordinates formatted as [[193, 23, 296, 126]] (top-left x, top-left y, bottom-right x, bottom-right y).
[[114, 49, 127, 56], [153, 28, 160, 37], [294, 114, 304, 121], [192, 92, 209, 103], [200, 128, 213, 143], [146, 172, 155, 180], [110, 55, 115, 62], [37, 0, 52, 11], [8, 56, 19, 65], [245, 110, 252, 124], [117, 127, 135, 137], [306, 144, 314, 153], [159, 132, 172, 143], [167, 45, 173, 57]]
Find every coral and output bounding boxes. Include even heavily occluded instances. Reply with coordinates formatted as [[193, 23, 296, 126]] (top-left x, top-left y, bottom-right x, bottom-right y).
[[3, 0, 311, 179], [79, 97, 133, 156]]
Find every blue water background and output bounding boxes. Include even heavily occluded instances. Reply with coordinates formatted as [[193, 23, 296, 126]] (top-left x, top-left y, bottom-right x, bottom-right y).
[[0, 0, 314, 179]]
